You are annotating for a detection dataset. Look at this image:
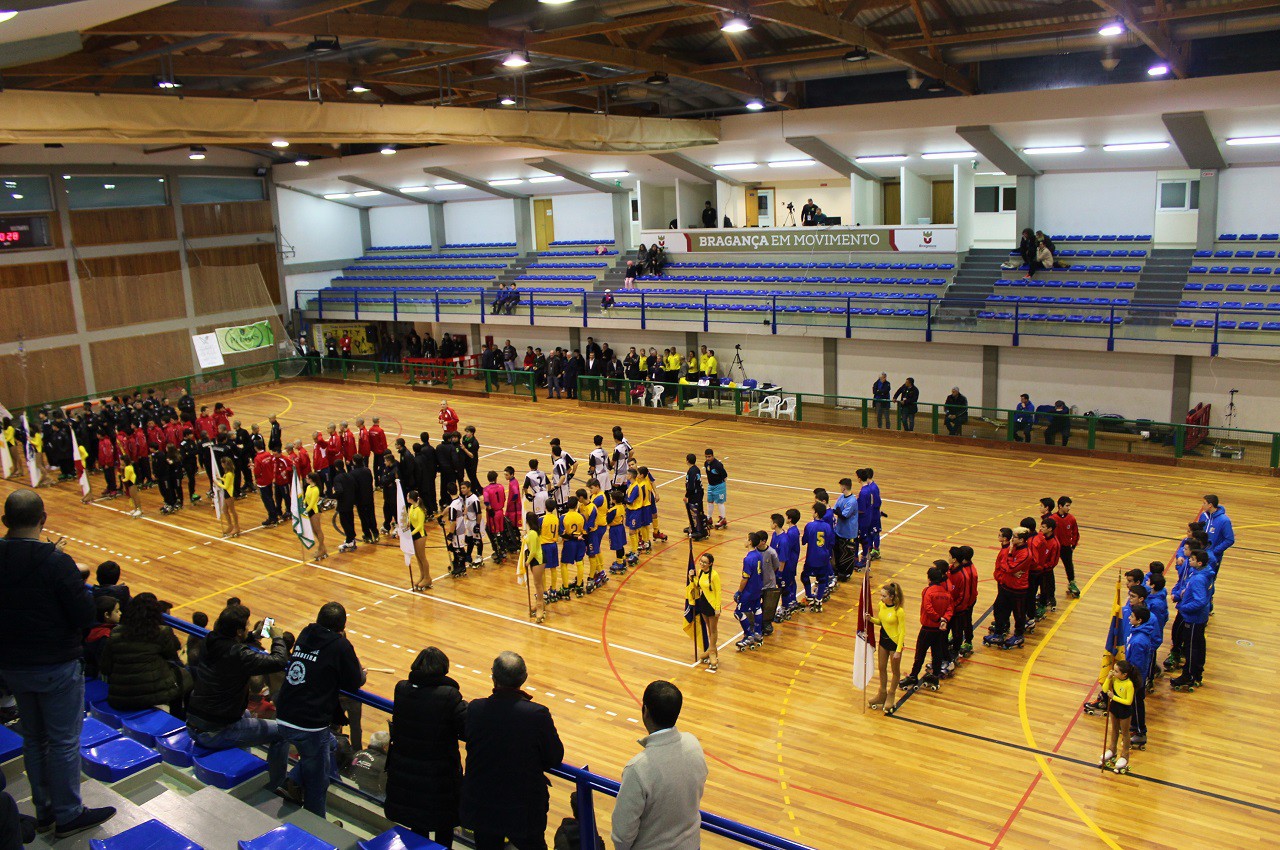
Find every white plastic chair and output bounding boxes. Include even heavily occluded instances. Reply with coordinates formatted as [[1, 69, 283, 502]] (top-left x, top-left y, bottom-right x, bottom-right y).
[[776, 396, 797, 420], [649, 385, 665, 407], [756, 395, 781, 418]]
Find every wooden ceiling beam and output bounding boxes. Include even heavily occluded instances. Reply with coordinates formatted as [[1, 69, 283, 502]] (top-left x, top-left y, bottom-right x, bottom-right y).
[[1090, 0, 1187, 76]]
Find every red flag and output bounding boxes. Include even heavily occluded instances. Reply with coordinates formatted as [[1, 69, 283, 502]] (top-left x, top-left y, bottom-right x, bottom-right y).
[[852, 569, 877, 689]]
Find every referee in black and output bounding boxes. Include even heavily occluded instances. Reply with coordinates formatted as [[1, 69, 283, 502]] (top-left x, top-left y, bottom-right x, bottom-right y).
[[683, 453, 707, 541]]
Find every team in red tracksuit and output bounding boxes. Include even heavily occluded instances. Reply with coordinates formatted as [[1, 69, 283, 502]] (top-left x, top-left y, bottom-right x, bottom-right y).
[[356, 421, 371, 465], [164, 419, 183, 449], [991, 528, 1033, 638], [1030, 517, 1062, 617], [212, 403, 234, 434], [97, 433, 118, 495], [312, 432, 332, 496], [292, 443, 312, 481], [272, 450, 294, 520], [368, 418, 388, 476], [147, 421, 167, 453], [1054, 497, 1080, 591], [253, 448, 280, 525], [906, 562, 956, 685], [196, 408, 216, 441], [130, 427, 152, 486], [339, 425, 356, 464], [947, 545, 980, 658]]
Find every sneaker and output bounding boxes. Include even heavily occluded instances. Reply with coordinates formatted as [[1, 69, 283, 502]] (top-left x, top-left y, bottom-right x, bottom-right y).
[[54, 806, 117, 839], [273, 779, 304, 805]]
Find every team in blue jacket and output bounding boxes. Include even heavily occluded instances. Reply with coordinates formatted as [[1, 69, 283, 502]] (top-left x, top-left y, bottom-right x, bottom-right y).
[[855, 468, 883, 568], [1199, 495, 1234, 573]]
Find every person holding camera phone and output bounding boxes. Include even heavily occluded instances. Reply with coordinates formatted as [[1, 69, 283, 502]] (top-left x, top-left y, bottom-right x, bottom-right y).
[[186, 605, 289, 751]]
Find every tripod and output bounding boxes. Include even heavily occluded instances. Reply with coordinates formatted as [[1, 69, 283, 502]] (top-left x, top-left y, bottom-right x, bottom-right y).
[[728, 347, 747, 383], [1224, 388, 1239, 429], [781, 206, 797, 227]]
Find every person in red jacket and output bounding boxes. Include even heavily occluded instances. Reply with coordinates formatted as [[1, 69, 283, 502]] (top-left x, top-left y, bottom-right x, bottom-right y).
[[947, 545, 979, 659], [340, 332, 353, 359], [253, 445, 280, 526], [1031, 516, 1062, 620], [130, 425, 153, 487], [1055, 495, 1081, 598], [163, 418, 183, 449], [311, 430, 331, 497], [368, 417, 388, 477], [212, 402, 234, 434], [292, 439, 312, 482], [355, 418, 371, 468], [325, 423, 342, 469], [196, 406, 216, 441], [339, 420, 356, 464], [273, 448, 295, 520], [146, 419, 166, 453], [900, 562, 954, 691], [438, 400, 459, 435], [98, 431, 119, 496], [986, 527, 1032, 649]]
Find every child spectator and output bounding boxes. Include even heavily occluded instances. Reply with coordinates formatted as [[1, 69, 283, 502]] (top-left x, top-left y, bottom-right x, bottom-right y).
[[84, 597, 121, 678], [246, 675, 276, 719], [186, 611, 209, 673], [554, 791, 606, 850], [900, 562, 953, 691], [91, 561, 131, 607]]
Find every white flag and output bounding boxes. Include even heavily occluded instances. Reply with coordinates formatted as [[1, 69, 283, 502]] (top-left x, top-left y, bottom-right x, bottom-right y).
[[0, 402, 12, 479], [291, 470, 316, 549], [21, 414, 40, 487], [395, 480, 414, 567], [209, 446, 223, 520], [69, 424, 90, 497], [851, 569, 878, 690]]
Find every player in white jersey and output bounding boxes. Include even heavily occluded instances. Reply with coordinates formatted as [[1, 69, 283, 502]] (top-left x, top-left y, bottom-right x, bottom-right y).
[[610, 425, 633, 489], [589, 434, 611, 493], [523, 458, 549, 520], [550, 446, 573, 514]]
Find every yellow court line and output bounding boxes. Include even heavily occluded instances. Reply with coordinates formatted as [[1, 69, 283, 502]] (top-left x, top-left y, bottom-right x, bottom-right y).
[[261, 391, 294, 421], [632, 418, 712, 450], [170, 559, 308, 610], [1029, 458, 1041, 468]]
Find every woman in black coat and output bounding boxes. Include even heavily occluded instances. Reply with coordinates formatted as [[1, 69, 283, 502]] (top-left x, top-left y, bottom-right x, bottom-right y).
[[385, 647, 466, 849], [99, 592, 191, 716]]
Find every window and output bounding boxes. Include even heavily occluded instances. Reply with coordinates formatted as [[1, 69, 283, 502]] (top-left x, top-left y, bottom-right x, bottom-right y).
[[630, 197, 639, 223], [0, 177, 54, 213], [1158, 179, 1199, 211], [65, 175, 168, 210], [179, 176, 266, 204], [975, 185, 1017, 213]]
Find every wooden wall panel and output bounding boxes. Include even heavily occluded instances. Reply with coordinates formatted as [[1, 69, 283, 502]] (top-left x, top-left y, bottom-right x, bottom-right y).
[[0, 260, 69, 290], [70, 206, 176, 246], [90, 330, 190, 392], [0, 345, 85, 407], [82, 270, 186, 331], [182, 201, 273, 238], [0, 281, 77, 344], [80, 251, 182, 280], [193, 243, 280, 304]]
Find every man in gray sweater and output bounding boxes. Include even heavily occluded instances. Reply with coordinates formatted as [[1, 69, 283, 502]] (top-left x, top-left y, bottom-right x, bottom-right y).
[[611, 681, 707, 850]]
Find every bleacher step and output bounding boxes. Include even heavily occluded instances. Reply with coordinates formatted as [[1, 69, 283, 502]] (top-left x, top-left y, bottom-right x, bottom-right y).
[[18, 777, 159, 850], [141, 786, 282, 848], [249, 790, 364, 849]]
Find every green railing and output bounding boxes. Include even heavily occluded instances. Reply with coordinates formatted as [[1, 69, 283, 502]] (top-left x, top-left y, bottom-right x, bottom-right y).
[[575, 376, 1280, 469]]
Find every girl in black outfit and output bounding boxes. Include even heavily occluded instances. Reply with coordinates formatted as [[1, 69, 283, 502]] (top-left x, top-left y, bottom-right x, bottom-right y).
[[99, 592, 191, 717], [385, 647, 466, 849]]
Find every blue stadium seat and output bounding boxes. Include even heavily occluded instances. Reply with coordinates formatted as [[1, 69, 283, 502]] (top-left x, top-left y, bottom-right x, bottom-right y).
[[81, 736, 162, 783], [239, 824, 338, 850], [1213, 250, 1233, 258], [1219, 321, 1238, 330], [85, 678, 109, 710], [1188, 266, 1208, 274], [1240, 233, 1259, 241], [1219, 233, 1238, 240], [357, 827, 445, 850], [80, 717, 122, 749], [0, 724, 22, 763], [1194, 319, 1215, 329], [1230, 267, 1251, 275], [1173, 319, 1193, 328], [1252, 267, 1274, 274], [121, 709, 185, 747], [1265, 322, 1280, 331], [89, 701, 150, 730], [88, 820, 204, 850], [156, 729, 195, 768], [1240, 321, 1260, 330], [192, 746, 268, 789]]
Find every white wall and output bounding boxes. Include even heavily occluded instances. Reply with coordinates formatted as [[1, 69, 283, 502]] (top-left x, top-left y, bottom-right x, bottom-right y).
[[715, 181, 747, 229], [997, 347, 1175, 418], [851, 175, 880, 226], [675, 180, 714, 230], [369, 204, 434, 248], [443, 198, 515, 244], [836, 338, 985, 403], [1037, 171, 1156, 234], [285, 270, 342, 311], [702, 333, 826, 394], [900, 168, 931, 225], [550, 192, 616, 242], [1218, 166, 1280, 233], [771, 180, 850, 226], [1189, 356, 1280, 432], [276, 189, 363, 264]]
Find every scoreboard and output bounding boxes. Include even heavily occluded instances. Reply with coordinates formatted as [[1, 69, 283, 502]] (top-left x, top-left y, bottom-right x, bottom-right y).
[[0, 215, 52, 250]]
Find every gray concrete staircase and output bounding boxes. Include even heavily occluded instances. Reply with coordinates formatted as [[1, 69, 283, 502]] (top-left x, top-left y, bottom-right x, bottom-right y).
[[935, 248, 1007, 323], [1132, 248, 1195, 307]]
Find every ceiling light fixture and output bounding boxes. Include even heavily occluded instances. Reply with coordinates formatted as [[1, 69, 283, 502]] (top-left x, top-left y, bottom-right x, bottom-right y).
[[294, 159, 310, 166], [103, 184, 115, 190], [843, 46, 869, 62], [920, 150, 976, 160], [529, 175, 564, 183], [154, 77, 182, 90], [347, 81, 370, 93], [0, 11, 17, 24], [855, 154, 908, 163], [400, 186, 431, 193], [647, 71, 669, 85], [502, 51, 530, 68], [489, 179, 524, 186], [271, 140, 289, 148], [1225, 135, 1280, 146], [538, 0, 575, 5], [500, 95, 517, 106], [1023, 146, 1086, 155], [713, 162, 758, 171], [745, 99, 764, 111], [590, 171, 629, 178], [767, 159, 815, 168], [1103, 141, 1170, 152], [352, 190, 381, 197], [188, 145, 207, 160], [11, 194, 22, 200], [1147, 63, 1170, 76], [720, 15, 751, 33], [324, 193, 352, 200], [434, 183, 466, 190], [1098, 21, 1125, 36], [306, 37, 341, 54], [924, 78, 946, 93], [380, 144, 397, 155]]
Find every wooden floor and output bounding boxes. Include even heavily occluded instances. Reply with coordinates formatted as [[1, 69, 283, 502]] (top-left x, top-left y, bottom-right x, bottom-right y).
[[12, 378, 1280, 849]]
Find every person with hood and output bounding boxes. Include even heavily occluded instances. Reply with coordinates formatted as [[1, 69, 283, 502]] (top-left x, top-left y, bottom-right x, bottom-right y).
[[1199, 494, 1234, 573], [1170, 549, 1213, 691], [1123, 604, 1158, 749], [185, 604, 289, 750], [84, 597, 121, 679], [269, 602, 366, 817], [385, 647, 466, 848], [99, 593, 191, 716]]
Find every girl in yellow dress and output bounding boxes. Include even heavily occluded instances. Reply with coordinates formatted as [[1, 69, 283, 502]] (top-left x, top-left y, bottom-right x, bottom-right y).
[[686, 553, 722, 672], [303, 472, 330, 560], [217, 457, 240, 537], [869, 581, 906, 714], [521, 510, 546, 623], [405, 489, 432, 591]]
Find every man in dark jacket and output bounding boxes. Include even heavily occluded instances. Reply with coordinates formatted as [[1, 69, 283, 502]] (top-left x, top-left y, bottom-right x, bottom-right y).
[[436, 433, 462, 508], [331, 459, 358, 552], [0, 490, 115, 839], [186, 605, 289, 749], [352, 456, 378, 543], [872, 373, 892, 429], [385, 646, 467, 848], [943, 386, 969, 436], [564, 351, 584, 400], [378, 451, 400, 534], [269, 602, 365, 817], [701, 200, 717, 228], [414, 436, 438, 514], [892, 377, 920, 432], [461, 652, 565, 850]]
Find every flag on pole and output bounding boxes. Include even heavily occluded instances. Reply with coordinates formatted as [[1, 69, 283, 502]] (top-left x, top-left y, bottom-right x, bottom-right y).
[[291, 470, 315, 549], [21, 414, 40, 487], [852, 569, 878, 689], [0, 403, 12, 479], [1099, 569, 1126, 684], [395, 480, 414, 566], [69, 425, 89, 497], [682, 538, 709, 659], [209, 446, 223, 521]]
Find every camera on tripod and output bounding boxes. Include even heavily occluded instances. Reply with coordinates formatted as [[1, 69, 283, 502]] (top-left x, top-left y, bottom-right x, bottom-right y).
[[785, 202, 795, 213]]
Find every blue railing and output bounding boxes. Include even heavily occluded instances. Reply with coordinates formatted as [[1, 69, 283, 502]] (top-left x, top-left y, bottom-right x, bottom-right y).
[[294, 286, 1280, 354], [163, 615, 815, 850]]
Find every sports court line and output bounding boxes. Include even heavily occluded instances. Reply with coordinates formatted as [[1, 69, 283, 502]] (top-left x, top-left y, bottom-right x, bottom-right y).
[[1079, 523, 1280, 557], [89, 500, 693, 669], [641, 465, 930, 509]]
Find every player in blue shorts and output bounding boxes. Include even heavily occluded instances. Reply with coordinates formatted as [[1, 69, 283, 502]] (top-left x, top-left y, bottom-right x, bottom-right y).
[[624, 468, 645, 564], [607, 488, 629, 573], [801, 502, 835, 612], [704, 448, 728, 530], [560, 499, 587, 597], [734, 535, 765, 651], [538, 511, 563, 603], [584, 482, 609, 589]]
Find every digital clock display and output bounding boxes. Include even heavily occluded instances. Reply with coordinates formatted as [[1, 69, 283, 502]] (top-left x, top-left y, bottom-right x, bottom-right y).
[[0, 215, 52, 250]]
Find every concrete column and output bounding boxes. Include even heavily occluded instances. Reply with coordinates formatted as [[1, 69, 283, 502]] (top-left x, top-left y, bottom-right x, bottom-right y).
[[1195, 170, 1220, 251], [953, 163, 975, 251], [568, 327, 582, 354], [684, 331, 698, 360], [1014, 175, 1036, 236], [358, 208, 372, 252], [167, 172, 204, 379], [266, 180, 289, 313], [823, 338, 837, 398], [982, 345, 999, 411], [470, 323, 484, 356], [53, 169, 97, 395], [428, 204, 446, 251], [850, 174, 880, 226], [513, 197, 534, 254], [899, 167, 930, 225], [1171, 354, 1192, 422], [611, 192, 631, 250]]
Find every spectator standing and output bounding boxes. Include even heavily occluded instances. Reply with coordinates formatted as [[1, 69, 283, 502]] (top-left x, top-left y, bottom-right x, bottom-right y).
[[611, 681, 707, 850], [872, 373, 892, 429], [503, 340, 518, 385], [893, 377, 920, 432], [700, 201, 717, 228], [461, 652, 565, 850], [439, 400, 459, 435], [270, 602, 366, 817], [800, 198, 817, 226], [944, 387, 969, 436], [385, 647, 467, 848], [186, 605, 289, 749], [0, 490, 115, 838], [565, 351, 584, 400]]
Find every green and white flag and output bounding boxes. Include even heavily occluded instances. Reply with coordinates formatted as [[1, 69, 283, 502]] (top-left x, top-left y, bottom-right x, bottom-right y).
[[292, 470, 315, 549], [210, 446, 223, 521]]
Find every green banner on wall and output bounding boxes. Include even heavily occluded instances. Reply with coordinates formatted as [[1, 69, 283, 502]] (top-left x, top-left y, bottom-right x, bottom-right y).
[[215, 320, 275, 354]]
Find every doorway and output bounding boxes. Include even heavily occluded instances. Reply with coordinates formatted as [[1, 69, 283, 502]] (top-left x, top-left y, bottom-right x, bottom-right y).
[[756, 188, 776, 227], [883, 182, 901, 226], [533, 198, 555, 251], [745, 187, 759, 226], [931, 180, 955, 225]]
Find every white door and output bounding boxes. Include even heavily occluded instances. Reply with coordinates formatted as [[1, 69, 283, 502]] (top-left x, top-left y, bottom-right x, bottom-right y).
[[756, 189, 775, 227]]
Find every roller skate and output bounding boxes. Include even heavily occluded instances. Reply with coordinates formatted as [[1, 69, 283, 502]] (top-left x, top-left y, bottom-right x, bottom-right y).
[[1082, 694, 1109, 716], [544, 590, 557, 605], [982, 631, 1008, 648], [1066, 581, 1081, 598], [1002, 634, 1025, 650], [898, 675, 919, 691], [625, 552, 639, 567], [1024, 617, 1038, 633], [1169, 675, 1201, 692], [1129, 733, 1147, 750], [1035, 604, 1048, 620], [920, 674, 940, 691], [1048, 598, 1058, 612], [960, 642, 973, 657], [609, 560, 627, 574], [1162, 652, 1184, 672], [569, 581, 584, 598], [1111, 757, 1130, 775], [762, 622, 774, 637], [1099, 749, 1114, 770], [735, 637, 753, 652], [808, 597, 824, 613], [653, 531, 668, 542], [869, 548, 881, 561]]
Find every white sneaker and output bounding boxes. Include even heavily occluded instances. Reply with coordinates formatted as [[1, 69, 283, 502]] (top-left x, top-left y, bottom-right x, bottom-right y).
[[131, 509, 143, 517]]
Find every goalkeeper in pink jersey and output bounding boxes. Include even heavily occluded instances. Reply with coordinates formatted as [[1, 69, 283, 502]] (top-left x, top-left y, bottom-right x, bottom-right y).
[[482, 470, 511, 563]]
